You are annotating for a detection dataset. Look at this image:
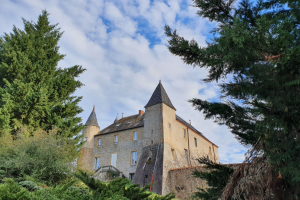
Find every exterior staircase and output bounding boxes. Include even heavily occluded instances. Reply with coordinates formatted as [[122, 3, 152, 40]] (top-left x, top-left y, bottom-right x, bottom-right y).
[[94, 165, 125, 181]]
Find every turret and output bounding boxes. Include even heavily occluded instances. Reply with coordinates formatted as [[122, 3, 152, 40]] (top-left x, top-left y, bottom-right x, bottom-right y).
[[78, 106, 100, 171], [133, 80, 176, 195]]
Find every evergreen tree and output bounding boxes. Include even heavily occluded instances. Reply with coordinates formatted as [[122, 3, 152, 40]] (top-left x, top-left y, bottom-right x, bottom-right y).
[[192, 157, 233, 200], [165, 0, 300, 198], [0, 10, 85, 138]]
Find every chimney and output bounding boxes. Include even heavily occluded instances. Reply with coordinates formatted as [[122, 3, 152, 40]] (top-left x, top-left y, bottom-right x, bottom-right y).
[[139, 110, 144, 116], [189, 120, 191, 124]]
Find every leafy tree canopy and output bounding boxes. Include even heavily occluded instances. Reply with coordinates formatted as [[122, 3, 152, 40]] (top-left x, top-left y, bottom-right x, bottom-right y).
[[0, 10, 85, 139]]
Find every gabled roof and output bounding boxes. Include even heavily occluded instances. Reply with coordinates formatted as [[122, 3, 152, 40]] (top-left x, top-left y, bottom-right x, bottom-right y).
[[95, 114, 144, 136], [145, 81, 176, 110], [85, 107, 99, 127]]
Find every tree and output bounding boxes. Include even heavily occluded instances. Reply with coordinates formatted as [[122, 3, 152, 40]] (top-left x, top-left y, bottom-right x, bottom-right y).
[[0, 10, 85, 139], [165, 0, 300, 199], [192, 157, 233, 200]]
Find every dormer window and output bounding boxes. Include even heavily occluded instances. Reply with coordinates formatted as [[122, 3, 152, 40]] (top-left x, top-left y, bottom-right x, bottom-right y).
[[116, 124, 121, 127]]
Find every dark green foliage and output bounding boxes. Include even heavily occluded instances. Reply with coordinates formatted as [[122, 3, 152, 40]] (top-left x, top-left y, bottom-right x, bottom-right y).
[[165, 0, 300, 198], [0, 10, 85, 139], [192, 157, 234, 200], [75, 170, 175, 200], [0, 178, 92, 200], [19, 181, 42, 191], [0, 178, 32, 200]]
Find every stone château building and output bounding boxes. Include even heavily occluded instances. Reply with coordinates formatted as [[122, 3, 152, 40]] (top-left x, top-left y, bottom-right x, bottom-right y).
[[78, 81, 219, 196]]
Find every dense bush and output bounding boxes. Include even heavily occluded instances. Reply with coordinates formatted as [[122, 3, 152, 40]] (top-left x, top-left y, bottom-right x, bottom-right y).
[[0, 176, 175, 200], [0, 128, 79, 184]]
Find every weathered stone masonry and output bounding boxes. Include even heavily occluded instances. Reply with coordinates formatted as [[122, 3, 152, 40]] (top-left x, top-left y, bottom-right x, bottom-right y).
[[79, 81, 219, 197]]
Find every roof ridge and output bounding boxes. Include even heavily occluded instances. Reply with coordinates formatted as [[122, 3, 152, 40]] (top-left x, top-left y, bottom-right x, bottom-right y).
[[113, 114, 139, 123]]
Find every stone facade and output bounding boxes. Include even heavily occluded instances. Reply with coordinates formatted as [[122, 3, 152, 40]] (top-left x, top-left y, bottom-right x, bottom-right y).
[[93, 126, 144, 178], [167, 166, 210, 199], [79, 81, 219, 197], [78, 125, 99, 171]]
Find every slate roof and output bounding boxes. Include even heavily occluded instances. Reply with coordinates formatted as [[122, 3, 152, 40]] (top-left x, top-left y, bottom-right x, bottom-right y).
[[85, 108, 99, 127], [94, 112, 216, 146], [176, 115, 217, 146], [95, 114, 145, 136], [145, 81, 176, 110]]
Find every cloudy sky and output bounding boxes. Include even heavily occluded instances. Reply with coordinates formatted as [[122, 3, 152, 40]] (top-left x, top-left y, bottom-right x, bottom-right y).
[[1, 0, 247, 163]]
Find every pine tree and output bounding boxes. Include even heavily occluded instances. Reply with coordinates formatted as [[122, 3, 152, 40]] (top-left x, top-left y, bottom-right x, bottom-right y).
[[0, 10, 85, 138], [192, 157, 233, 200], [165, 0, 300, 198]]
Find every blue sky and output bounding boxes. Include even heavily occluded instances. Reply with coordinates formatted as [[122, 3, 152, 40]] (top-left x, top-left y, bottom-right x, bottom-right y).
[[0, 0, 247, 163]]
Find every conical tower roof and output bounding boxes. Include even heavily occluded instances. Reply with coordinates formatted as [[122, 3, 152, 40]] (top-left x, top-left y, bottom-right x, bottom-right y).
[[145, 81, 176, 110], [85, 106, 99, 127]]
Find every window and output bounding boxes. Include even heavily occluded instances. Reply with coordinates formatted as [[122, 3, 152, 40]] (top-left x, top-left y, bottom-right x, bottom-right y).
[[184, 149, 188, 159], [194, 138, 197, 147], [131, 151, 137, 165], [129, 173, 135, 180], [84, 137, 88, 141], [143, 175, 148, 186], [171, 148, 177, 160], [169, 124, 171, 129], [97, 138, 101, 147], [183, 129, 186, 138], [114, 135, 118, 144], [111, 153, 117, 167], [94, 157, 100, 169], [133, 131, 138, 140]]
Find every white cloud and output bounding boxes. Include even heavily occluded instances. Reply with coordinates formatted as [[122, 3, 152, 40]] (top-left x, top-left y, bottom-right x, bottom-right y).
[[0, 0, 247, 163]]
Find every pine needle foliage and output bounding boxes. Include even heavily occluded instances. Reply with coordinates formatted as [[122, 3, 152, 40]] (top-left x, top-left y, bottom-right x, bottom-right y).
[[165, 0, 300, 198], [0, 10, 85, 139], [192, 157, 234, 200], [75, 170, 175, 200]]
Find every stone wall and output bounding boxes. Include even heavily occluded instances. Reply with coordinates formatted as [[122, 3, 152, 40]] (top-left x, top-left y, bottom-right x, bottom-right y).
[[93, 126, 144, 178], [78, 125, 99, 171], [166, 166, 209, 200], [78, 148, 94, 171], [161, 103, 219, 195], [133, 104, 164, 194]]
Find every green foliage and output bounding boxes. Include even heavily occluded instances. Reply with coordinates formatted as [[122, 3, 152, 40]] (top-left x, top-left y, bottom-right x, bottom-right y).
[[0, 128, 79, 184], [0, 178, 32, 200], [19, 181, 42, 191], [165, 0, 300, 198], [75, 170, 175, 200], [0, 172, 175, 200], [192, 157, 234, 200], [0, 178, 92, 200], [0, 10, 85, 139]]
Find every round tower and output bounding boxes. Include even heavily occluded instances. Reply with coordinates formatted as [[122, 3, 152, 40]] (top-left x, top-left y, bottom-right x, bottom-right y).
[[78, 106, 100, 171]]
